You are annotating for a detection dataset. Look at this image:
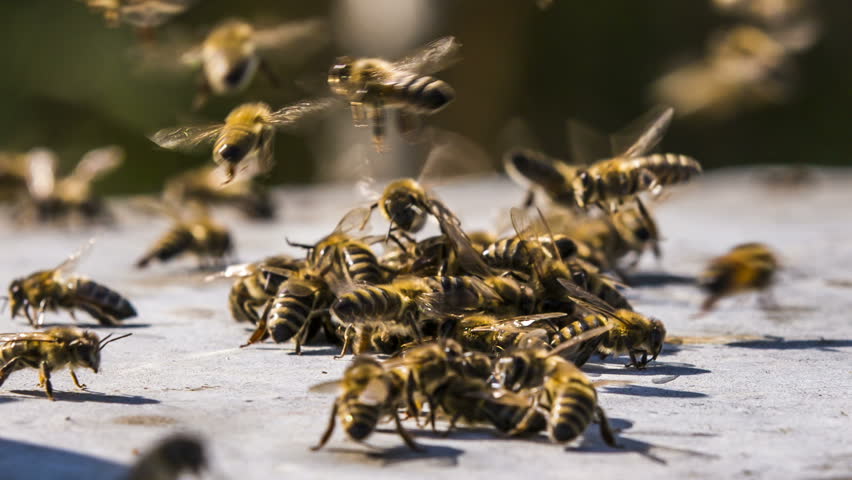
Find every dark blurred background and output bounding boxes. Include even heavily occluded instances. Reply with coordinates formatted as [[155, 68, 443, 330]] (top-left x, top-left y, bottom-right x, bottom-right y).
[[0, 0, 849, 195]]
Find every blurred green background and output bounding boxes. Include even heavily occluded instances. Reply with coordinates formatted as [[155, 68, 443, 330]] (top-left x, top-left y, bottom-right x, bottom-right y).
[[0, 0, 848, 195]]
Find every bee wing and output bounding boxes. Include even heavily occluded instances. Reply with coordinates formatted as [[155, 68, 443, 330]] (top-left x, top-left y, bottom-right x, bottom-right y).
[[118, 0, 196, 28], [556, 278, 618, 317], [203, 262, 255, 282], [416, 128, 492, 185], [333, 206, 373, 234], [509, 312, 570, 327], [25, 148, 58, 200], [69, 146, 124, 184], [548, 323, 614, 357], [149, 124, 223, 152], [611, 105, 675, 158], [429, 196, 494, 278], [55, 238, 97, 275], [252, 18, 329, 54], [565, 118, 611, 166], [0, 332, 59, 344], [392, 36, 462, 75], [266, 98, 339, 129], [309, 379, 343, 394], [358, 377, 390, 406]]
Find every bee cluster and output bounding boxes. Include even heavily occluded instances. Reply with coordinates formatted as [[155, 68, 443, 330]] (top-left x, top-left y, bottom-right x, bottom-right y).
[[0, 0, 788, 473]]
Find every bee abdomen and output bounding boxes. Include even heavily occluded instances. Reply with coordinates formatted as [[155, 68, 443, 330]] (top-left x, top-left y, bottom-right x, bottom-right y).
[[340, 401, 380, 440], [267, 293, 315, 343], [482, 238, 532, 273], [549, 384, 597, 442], [342, 245, 382, 284], [394, 74, 455, 113], [136, 227, 194, 268], [228, 281, 261, 324], [71, 278, 137, 322], [332, 286, 405, 323], [635, 154, 702, 186]]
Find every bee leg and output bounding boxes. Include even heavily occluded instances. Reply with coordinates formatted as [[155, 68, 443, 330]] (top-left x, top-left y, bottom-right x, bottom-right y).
[[334, 325, 355, 359], [595, 406, 620, 448], [23, 303, 36, 327], [192, 75, 211, 111], [37, 300, 48, 328], [370, 104, 387, 152], [625, 351, 640, 369], [522, 190, 535, 208], [69, 370, 87, 390], [258, 57, 281, 88], [310, 400, 339, 451], [441, 413, 461, 437], [350, 100, 368, 127], [69, 310, 79, 324], [39, 362, 54, 401], [699, 295, 719, 313], [393, 410, 423, 452], [404, 373, 423, 426], [507, 396, 544, 436], [293, 314, 316, 355], [0, 357, 21, 386], [241, 300, 272, 348]]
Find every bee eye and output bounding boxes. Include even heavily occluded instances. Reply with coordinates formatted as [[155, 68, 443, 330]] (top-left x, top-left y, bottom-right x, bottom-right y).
[[635, 227, 651, 241], [217, 144, 245, 163]]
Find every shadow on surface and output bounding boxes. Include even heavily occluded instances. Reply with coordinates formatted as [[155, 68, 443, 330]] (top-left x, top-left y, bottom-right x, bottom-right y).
[[627, 272, 696, 288], [583, 362, 711, 377], [602, 385, 708, 399], [0, 437, 126, 480], [727, 338, 852, 352], [325, 444, 464, 467], [576, 433, 719, 465], [9, 389, 160, 404]]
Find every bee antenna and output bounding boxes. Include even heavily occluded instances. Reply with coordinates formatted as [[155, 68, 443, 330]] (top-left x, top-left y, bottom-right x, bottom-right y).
[[98, 333, 132, 351], [286, 238, 314, 250]]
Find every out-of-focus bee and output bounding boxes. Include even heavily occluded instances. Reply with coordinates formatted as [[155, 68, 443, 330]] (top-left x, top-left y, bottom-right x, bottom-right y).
[[328, 36, 461, 150], [698, 243, 779, 312], [242, 268, 334, 354], [181, 18, 328, 109], [135, 203, 233, 269], [0, 152, 30, 201], [310, 356, 419, 451], [0, 327, 130, 400], [163, 165, 276, 220], [8, 242, 137, 327], [17, 146, 123, 225], [712, 0, 811, 27], [126, 434, 207, 480], [209, 255, 305, 324], [150, 98, 336, 183], [81, 0, 195, 31]]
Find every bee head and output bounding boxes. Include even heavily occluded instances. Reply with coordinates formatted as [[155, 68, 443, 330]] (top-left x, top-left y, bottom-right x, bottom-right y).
[[552, 235, 578, 259], [382, 182, 427, 233], [69, 331, 102, 373], [493, 355, 526, 391], [7, 279, 26, 318], [648, 318, 667, 361], [155, 434, 207, 475], [328, 57, 354, 95]]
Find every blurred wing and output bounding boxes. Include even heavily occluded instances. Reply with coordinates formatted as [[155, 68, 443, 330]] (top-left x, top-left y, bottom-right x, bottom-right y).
[[253, 18, 329, 55], [0, 332, 58, 344], [416, 128, 493, 185], [549, 323, 614, 357], [429, 196, 493, 278], [556, 278, 618, 317], [392, 36, 461, 75], [118, 0, 196, 27], [358, 377, 390, 406], [510, 312, 570, 327], [25, 148, 58, 200], [565, 118, 611, 165], [267, 98, 339, 129], [149, 124, 223, 151], [611, 106, 674, 158], [70, 146, 124, 184], [203, 262, 254, 281], [309, 379, 342, 394], [334, 206, 373, 234], [56, 238, 97, 274]]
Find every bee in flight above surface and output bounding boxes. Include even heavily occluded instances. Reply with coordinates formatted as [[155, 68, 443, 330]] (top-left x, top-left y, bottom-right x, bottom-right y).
[[16, 146, 124, 226], [163, 164, 276, 220], [125, 433, 207, 480], [7, 241, 138, 327], [150, 99, 336, 183], [180, 17, 328, 109], [80, 0, 196, 38], [698, 243, 779, 312], [0, 327, 131, 401], [328, 36, 461, 151]]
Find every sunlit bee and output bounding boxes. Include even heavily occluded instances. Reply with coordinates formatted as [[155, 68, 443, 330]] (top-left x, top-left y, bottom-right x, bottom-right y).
[[163, 165, 275, 220], [150, 99, 336, 183], [699, 243, 779, 312], [135, 202, 233, 269], [328, 36, 461, 150], [80, 0, 196, 33], [126, 434, 207, 480]]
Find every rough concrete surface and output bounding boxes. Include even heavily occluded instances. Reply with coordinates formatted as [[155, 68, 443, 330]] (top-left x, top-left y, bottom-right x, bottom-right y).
[[0, 168, 849, 480]]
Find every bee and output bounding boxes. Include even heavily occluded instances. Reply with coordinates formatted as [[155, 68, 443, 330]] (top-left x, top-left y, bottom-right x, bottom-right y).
[[163, 165, 276, 220], [81, 0, 195, 30], [181, 18, 328, 109], [135, 203, 233, 269], [150, 98, 336, 183], [698, 243, 779, 312], [8, 242, 137, 327], [440, 312, 560, 354], [126, 434, 207, 480], [0, 152, 30, 201], [17, 146, 123, 225], [482, 232, 578, 276], [328, 36, 461, 150], [242, 269, 334, 354], [0, 327, 130, 400], [209, 255, 305, 324], [310, 356, 419, 451]]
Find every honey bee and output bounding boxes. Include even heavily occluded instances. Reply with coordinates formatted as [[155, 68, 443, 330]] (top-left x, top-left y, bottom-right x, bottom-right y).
[[440, 312, 559, 354], [8, 242, 137, 327], [135, 203, 233, 269], [163, 165, 276, 220], [126, 434, 207, 480], [17, 146, 123, 225], [242, 269, 334, 354], [310, 356, 419, 451], [0, 152, 30, 201], [0, 327, 130, 400], [698, 243, 779, 312], [328, 36, 461, 149], [181, 18, 328, 109], [81, 0, 195, 30], [211, 255, 305, 324], [150, 98, 337, 183]]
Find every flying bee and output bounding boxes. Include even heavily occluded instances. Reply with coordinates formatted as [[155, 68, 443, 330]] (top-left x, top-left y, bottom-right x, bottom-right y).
[[328, 36, 461, 150], [163, 165, 276, 220], [0, 152, 30, 201], [241, 268, 334, 354], [150, 98, 337, 183], [81, 0, 195, 31], [17, 146, 123, 225], [135, 202, 233, 269], [126, 434, 207, 480], [698, 243, 779, 312], [179, 18, 328, 109], [310, 356, 419, 451], [0, 327, 130, 400], [8, 242, 137, 327]]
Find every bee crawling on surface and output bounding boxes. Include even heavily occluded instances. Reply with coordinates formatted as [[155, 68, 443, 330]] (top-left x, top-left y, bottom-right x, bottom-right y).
[[0, 327, 130, 400], [126, 433, 207, 480], [150, 98, 337, 183], [7, 241, 137, 327], [210, 255, 305, 325], [329, 36, 461, 150], [698, 243, 779, 312]]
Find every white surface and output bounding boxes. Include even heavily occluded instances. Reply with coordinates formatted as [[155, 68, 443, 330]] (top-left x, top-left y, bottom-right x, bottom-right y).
[[0, 169, 850, 480]]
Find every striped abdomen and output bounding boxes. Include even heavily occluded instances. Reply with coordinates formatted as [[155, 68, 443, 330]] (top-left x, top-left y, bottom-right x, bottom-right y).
[[632, 154, 702, 186], [484, 276, 537, 315], [547, 373, 598, 443], [267, 288, 320, 343], [331, 285, 409, 324], [136, 227, 194, 268], [69, 277, 137, 325], [339, 398, 381, 441], [388, 73, 455, 113], [482, 238, 536, 273], [554, 315, 608, 366], [228, 280, 263, 324], [341, 242, 382, 284]]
